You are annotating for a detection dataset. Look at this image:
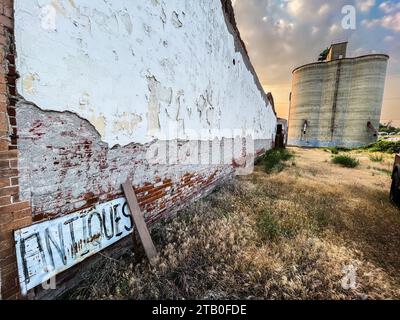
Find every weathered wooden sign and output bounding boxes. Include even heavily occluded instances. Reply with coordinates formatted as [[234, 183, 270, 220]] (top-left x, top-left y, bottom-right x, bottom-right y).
[[14, 198, 133, 294]]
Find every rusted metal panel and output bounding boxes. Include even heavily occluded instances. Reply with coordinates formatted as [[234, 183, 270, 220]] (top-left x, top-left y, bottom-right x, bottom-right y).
[[14, 198, 133, 295]]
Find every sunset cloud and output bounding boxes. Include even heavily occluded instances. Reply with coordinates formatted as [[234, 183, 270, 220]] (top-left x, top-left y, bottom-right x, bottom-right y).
[[233, 0, 400, 123]]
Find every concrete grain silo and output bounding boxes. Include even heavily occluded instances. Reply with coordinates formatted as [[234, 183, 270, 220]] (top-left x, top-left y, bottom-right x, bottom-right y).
[[288, 42, 389, 148]]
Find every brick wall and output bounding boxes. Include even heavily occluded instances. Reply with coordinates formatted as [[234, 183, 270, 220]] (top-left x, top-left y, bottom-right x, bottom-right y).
[[0, 0, 32, 300], [17, 103, 240, 224], [1, 0, 275, 299]]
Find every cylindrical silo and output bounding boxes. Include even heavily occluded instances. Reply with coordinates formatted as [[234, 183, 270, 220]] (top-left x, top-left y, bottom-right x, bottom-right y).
[[288, 54, 389, 148]]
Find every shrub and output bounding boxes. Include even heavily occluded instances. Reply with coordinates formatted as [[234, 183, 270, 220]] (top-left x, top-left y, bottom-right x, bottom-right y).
[[363, 140, 400, 154], [257, 148, 293, 173], [328, 147, 339, 154], [369, 154, 384, 162], [332, 155, 359, 168], [258, 210, 281, 241]]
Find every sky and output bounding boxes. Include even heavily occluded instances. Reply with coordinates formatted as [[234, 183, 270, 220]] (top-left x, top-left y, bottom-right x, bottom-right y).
[[232, 0, 400, 126]]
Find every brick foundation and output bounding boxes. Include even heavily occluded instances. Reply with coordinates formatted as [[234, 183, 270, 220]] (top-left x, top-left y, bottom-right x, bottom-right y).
[[0, 0, 32, 300]]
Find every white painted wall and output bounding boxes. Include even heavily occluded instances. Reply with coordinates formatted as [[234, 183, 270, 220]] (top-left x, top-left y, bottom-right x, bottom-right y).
[[14, 0, 276, 147]]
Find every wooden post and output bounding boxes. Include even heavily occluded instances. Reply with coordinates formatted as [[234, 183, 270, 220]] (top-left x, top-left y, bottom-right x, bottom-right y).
[[122, 179, 158, 264], [131, 229, 142, 258]]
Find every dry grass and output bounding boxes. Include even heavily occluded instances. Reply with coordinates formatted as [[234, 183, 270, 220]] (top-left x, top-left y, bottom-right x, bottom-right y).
[[68, 147, 400, 300]]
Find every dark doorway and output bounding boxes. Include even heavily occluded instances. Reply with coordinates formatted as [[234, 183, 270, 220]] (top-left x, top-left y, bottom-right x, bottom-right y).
[[275, 124, 285, 148]]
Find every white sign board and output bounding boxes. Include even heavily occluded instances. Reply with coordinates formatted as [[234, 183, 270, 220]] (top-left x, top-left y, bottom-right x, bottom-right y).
[[14, 197, 133, 294]]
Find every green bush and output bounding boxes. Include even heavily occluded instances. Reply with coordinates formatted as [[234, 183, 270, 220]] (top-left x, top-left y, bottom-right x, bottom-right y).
[[332, 155, 360, 168], [363, 140, 400, 154], [257, 148, 293, 173]]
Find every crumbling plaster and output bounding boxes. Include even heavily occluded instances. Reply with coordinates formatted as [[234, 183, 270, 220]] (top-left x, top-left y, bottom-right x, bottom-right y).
[[14, 0, 276, 147]]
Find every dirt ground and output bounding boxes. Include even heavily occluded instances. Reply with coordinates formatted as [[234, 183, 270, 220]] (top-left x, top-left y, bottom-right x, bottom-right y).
[[69, 147, 400, 300]]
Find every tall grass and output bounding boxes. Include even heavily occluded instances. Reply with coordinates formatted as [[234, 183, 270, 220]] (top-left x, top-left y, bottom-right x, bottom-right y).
[[257, 148, 293, 173], [369, 154, 384, 162], [258, 209, 281, 241], [68, 175, 400, 300], [67, 148, 400, 300]]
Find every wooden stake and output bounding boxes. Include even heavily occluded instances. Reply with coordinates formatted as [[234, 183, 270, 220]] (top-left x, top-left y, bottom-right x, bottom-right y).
[[131, 229, 141, 258], [122, 179, 158, 264]]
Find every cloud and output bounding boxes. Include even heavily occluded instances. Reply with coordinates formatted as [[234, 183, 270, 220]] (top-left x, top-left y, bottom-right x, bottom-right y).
[[380, 12, 400, 32], [363, 0, 400, 33], [287, 0, 304, 17], [379, 1, 400, 14], [274, 19, 295, 34], [356, 0, 376, 13], [318, 3, 330, 16], [312, 26, 319, 34], [233, 0, 400, 119], [362, 0, 400, 32], [329, 24, 340, 34], [384, 35, 395, 42], [233, 0, 351, 85], [363, 12, 400, 32]]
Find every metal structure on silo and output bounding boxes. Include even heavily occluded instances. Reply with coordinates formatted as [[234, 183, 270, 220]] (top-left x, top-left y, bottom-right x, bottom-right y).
[[288, 42, 389, 148]]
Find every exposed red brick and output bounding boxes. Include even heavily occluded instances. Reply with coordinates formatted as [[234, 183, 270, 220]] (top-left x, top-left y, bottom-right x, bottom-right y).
[[0, 215, 31, 232], [0, 149, 17, 159], [0, 184, 17, 197], [0, 237, 14, 251], [139, 191, 166, 206], [14, 208, 31, 220], [0, 211, 12, 224], [0, 196, 10, 207], [0, 176, 10, 187], [0, 168, 18, 177], [0, 264, 17, 281], [0, 158, 10, 168], [0, 3, 33, 300], [0, 140, 8, 149], [134, 184, 154, 194], [1, 277, 17, 297]]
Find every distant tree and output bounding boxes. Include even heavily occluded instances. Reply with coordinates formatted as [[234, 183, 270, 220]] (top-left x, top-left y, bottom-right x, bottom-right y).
[[318, 48, 329, 61]]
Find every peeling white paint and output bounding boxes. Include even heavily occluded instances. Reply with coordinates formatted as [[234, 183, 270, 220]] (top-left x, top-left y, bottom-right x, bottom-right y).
[[112, 112, 142, 135], [15, 0, 276, 146], [22, 73, 39, 95]]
